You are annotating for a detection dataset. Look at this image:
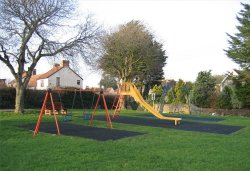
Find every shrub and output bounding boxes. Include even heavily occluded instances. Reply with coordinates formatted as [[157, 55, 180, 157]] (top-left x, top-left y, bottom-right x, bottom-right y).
[[217, 86, 233, 109], [191, 71, 216, 108], [0, 88, 16, 108], [0, 88, 115, 109]]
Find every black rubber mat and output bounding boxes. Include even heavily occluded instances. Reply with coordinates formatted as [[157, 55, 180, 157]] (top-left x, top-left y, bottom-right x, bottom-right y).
[[93, 116, 244, 135], [136, 114, 225, 122], [19, 123, 144, 141]]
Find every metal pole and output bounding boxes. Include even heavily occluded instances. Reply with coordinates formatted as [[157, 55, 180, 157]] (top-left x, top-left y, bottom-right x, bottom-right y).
[[33, 90, 49, 136], [49, 90, 60, 135]]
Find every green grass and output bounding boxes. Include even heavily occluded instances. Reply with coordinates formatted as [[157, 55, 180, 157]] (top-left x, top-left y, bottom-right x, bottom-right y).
[[1, 109, 250, 171]]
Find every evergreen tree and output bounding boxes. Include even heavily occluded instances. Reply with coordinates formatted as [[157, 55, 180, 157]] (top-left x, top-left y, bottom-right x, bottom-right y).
[[225, 3, 250, 108], [217, 86, 233, 109], [151, 84, 163, 103], [225, 3, 250, 69], [191, 71, 216, 108], [232, 70, 250, 108], [174, 79, 186, 104]]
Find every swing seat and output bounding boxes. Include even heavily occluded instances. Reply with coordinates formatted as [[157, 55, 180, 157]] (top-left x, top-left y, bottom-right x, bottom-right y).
[[83, 113, 92, 120], [45, 102, 67, 115], [63, 114, 72, 122]]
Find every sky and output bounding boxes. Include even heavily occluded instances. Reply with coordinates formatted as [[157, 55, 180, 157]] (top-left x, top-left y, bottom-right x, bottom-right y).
[[0, 0, 248, 87]]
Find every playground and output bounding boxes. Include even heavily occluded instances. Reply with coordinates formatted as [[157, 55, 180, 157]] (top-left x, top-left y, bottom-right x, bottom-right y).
[[1, 82, 250, 170], [19, 114, 243, 140], [1, 108, 250, 170], [1, 1, 249, 170], [0, 81, 249, 171]]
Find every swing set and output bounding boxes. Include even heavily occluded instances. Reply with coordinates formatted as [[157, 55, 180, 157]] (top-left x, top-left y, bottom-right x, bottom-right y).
[[33, 88, 112, 136], [63, 89, 96, 121]]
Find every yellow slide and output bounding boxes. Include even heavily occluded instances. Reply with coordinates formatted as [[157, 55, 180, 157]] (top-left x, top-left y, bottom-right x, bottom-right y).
[[120, 82, 181, 125]]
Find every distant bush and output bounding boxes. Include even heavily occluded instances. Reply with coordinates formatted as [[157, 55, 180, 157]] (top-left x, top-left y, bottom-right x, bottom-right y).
[[216, 86, 233, 109], [0, 88, 115, 109], [234, 81, 250, 108], [0, 88, 16, 109], [191, 71, 216, 108], [24, 89, 46, 108]]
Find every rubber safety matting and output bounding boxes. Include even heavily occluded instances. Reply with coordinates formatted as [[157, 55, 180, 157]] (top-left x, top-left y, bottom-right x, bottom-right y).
[[136, 114, 225, 122], [19, 123, 144, 141], [93, 116, 244, 135]]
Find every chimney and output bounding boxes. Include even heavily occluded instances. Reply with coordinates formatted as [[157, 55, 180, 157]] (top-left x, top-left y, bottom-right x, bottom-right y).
[[32, 69, 36, 75], [54, 63, 60, 67], [61, 60, 69, 67]]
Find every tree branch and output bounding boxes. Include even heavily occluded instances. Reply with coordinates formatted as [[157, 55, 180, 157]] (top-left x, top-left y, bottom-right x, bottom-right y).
[[0, 44, 17, 79]]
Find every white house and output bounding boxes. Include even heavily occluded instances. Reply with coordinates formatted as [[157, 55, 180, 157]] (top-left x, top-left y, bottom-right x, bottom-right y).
[[36, 60, 83, 90], [29, 60, 83, 90], [219, 69, 239, 92]]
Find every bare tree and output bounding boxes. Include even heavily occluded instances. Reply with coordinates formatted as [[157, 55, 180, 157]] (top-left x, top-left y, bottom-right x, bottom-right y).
[[0, 0, 103, 113]]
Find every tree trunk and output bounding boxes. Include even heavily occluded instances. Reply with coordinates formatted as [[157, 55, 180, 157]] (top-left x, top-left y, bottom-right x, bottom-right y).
[[142, 83, 150, 99], [187, 95, 192, 115], [15, 85, 25, 113]]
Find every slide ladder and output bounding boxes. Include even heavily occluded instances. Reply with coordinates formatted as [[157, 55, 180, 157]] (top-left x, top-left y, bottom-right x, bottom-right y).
[[112, 95, 125, 119], [120, 82, 181, 125]]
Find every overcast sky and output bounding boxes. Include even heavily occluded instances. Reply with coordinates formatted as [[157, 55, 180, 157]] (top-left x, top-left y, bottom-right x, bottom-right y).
[[0, 0, 248, 87]]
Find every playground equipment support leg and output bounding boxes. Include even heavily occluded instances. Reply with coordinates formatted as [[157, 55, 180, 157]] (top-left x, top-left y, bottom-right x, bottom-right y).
[[34, 89, 61, 136], [89, 93, 112, 128], [102, 94, 112, 128], [89, 94, 100, 126], [34, 91, 49, 136], [49, 92, 60, 135]]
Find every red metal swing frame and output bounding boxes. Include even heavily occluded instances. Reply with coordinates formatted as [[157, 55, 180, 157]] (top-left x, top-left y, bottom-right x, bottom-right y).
[[89, 90, 112, 128], [33, 88, 112, 137], [33, 89, 60, 136]]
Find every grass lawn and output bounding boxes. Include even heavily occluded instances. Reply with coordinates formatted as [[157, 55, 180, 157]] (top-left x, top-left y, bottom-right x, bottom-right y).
[[0, 109, 250, 171]]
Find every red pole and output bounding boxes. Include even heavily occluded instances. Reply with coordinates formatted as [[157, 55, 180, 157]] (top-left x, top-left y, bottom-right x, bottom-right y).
[[49, 91, 60, 135], [111, 95, 118, 109], [89, 94, 101, 126], [112, 95, 121, 119], [34, 90, 49, 136], [102, 94, 112, 128]]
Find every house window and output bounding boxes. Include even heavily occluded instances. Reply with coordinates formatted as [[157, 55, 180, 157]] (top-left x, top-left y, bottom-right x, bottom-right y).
[[56, 77, 60, 87], [77, 80, 81, 85], [41, 80, 44, 87]]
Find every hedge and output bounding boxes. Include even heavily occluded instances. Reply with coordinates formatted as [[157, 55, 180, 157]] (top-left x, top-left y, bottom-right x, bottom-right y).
[[0, 88, 115, 109]]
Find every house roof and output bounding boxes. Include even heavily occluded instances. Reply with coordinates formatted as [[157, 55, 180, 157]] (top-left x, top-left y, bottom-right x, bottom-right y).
[[37, 66, 83, 80], [9, 61, 83, 88], [38, 66, 64, 79], [66, 68, 83, 80], [28, 74, 42, 87]]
